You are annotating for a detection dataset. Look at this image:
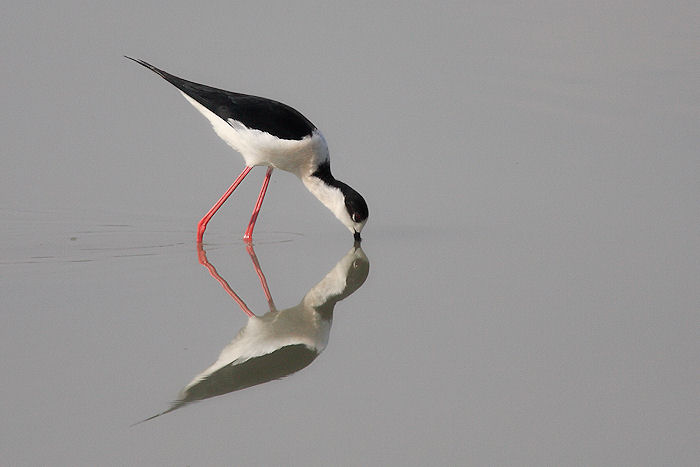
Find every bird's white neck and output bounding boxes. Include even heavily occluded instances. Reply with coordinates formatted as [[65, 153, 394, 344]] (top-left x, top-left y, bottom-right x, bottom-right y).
[[301, 175, 354, 233]]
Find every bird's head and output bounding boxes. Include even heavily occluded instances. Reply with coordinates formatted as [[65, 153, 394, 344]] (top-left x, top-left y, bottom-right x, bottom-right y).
[[340, 185, 369, 241], [305, 162, 369, 240]]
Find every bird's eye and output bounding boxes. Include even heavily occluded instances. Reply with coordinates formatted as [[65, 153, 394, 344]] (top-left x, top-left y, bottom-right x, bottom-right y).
[[352, 213, 360, 222]]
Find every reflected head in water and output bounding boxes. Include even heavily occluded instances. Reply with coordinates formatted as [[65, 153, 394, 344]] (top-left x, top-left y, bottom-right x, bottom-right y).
[[135, 242, 369, 424]]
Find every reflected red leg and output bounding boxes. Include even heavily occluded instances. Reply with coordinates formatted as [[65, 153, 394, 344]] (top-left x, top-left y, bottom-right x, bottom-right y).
[[197, 243, 255, 317], [246, 243, 277, 312], [197, 166, 253, 243], [243, 167, 273, 242]]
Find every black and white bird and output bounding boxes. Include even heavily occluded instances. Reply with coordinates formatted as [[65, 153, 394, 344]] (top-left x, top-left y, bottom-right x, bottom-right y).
[[125, 57, 368, 243]]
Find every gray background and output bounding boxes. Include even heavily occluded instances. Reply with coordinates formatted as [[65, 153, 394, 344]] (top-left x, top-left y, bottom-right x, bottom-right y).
[[2, 2, 698, 466]]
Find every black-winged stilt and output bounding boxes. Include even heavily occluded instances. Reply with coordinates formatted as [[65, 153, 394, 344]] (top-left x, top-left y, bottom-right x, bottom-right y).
[[125, 57, 368, 243], [134, 242, 369, 423]]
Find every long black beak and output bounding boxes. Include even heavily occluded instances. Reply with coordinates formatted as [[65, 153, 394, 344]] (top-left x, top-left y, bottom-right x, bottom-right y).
[[354, 231, 362, 242]]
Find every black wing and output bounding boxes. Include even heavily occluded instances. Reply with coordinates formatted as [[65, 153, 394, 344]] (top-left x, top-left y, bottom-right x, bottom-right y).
[[126, 56, 316, 140]]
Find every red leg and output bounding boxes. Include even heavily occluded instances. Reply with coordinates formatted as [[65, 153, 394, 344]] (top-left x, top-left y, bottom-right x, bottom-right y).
[[245, 243, 277, 312], [243, 167, 273, 242], [196, 243, 255, 317], [197, 166, 253, 243]]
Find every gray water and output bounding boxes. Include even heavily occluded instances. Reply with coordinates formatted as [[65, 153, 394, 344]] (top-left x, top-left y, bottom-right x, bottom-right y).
[[2, 3, 698, 466]]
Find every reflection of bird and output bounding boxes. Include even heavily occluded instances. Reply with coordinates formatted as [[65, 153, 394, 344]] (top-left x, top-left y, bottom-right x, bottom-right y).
[[125, 57, 369, 243], [135, 243, 369, 423]]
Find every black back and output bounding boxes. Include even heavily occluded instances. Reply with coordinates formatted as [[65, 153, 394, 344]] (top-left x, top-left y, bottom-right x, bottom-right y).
[[126, 57, 316, 140]]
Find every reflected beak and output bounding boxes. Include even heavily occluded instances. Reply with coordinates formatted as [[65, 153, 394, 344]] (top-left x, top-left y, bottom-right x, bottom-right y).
[[353, 231, 362, 242]]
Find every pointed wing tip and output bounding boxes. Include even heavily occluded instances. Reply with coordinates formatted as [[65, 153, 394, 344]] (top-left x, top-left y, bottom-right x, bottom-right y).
[[123, 55, 143, 65], [129, 398, 188, 427], [124, 56, 166, 78], [129, 408, 171, 427]]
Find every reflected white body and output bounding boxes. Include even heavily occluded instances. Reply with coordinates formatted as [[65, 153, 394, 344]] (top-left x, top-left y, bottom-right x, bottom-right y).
[[182, 245, 367, 393]]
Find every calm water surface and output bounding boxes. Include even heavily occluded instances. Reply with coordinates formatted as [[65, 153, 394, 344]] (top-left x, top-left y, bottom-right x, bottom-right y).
[[2, 209, 696, 465]]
